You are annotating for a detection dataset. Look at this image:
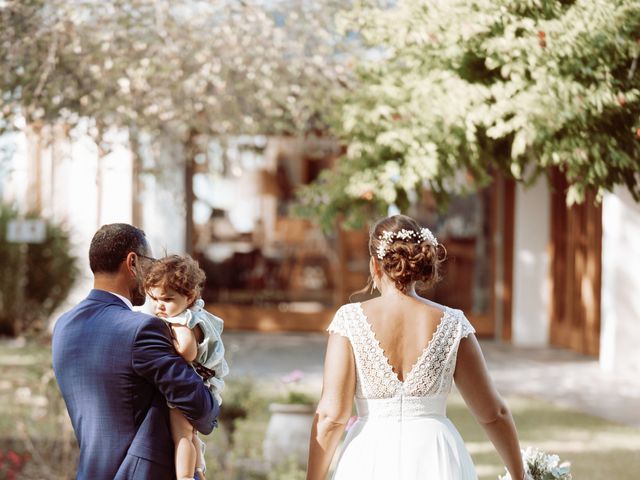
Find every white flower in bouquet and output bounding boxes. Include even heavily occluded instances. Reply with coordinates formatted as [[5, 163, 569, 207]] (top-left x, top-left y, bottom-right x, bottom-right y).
[[498, 447, 572, 480]]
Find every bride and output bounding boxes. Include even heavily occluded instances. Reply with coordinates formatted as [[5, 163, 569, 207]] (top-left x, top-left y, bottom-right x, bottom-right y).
[[307, 214, 530, 480]]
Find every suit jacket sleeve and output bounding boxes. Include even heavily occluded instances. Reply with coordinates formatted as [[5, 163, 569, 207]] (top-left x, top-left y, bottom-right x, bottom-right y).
[[132, 317, 219, 434]]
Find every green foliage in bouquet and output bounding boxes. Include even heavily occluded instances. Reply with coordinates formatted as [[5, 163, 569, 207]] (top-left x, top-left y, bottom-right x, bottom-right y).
[[0, 204, 78, 336], [499, 447, 572, 480], [296, 0, 640, 230]]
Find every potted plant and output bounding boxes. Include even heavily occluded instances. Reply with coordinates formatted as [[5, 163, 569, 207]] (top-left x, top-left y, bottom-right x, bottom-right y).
[[263, 370, 316, 467]]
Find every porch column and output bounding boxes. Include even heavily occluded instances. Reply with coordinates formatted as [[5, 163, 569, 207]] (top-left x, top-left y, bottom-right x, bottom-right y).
[[511, 177, 551, 346], [600, 187, 640, 374]]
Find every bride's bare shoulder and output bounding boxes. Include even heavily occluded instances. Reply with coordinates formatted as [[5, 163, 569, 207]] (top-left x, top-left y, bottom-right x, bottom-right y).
[[360, 295, 449, 320], [360, 297, 382, 309], [393, 296, 451, 323]]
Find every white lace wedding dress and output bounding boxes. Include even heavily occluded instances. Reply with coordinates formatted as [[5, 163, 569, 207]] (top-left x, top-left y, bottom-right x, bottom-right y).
[[327, 303, 478, 480]]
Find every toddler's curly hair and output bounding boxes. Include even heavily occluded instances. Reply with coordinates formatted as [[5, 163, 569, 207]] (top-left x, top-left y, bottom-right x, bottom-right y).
[[144, 254, 206, 301]]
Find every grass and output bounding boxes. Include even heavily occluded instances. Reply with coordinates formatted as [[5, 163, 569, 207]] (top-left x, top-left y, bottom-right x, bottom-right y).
[[447, 395, 640, 479], [1, 338, 639, 479]]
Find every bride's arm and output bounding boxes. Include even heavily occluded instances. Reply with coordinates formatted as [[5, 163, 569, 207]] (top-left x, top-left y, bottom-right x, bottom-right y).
[[306, 333, 356, 480], [454, 334, 526, 480]]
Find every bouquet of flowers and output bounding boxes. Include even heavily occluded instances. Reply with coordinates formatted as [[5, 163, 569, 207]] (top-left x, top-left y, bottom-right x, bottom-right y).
[[498, 447, 572, 480]]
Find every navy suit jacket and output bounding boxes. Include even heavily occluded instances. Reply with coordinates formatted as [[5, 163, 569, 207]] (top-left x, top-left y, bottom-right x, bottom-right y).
[[52, 289, 219, 479]]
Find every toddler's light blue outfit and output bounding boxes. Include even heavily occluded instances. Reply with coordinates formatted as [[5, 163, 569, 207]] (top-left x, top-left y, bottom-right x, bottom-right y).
[[164, 299, 229, 404]]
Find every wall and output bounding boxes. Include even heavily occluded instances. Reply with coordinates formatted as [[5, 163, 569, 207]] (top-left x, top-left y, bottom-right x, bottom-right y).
[[511, 177, 551, 346], [600, 186, 640, 375], [139, 138, 186, 255]]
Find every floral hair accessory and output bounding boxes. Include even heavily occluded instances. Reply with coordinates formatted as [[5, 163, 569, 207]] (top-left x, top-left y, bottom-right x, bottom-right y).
[[419, 227, 437, 246], [376, 227, 438, 260]]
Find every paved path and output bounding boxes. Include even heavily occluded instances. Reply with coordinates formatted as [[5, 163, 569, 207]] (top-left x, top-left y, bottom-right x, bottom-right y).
[[224, 331, 640, 427]]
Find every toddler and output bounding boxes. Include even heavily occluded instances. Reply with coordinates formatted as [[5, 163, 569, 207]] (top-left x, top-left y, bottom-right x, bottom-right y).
[[144, 254, 229, 480]]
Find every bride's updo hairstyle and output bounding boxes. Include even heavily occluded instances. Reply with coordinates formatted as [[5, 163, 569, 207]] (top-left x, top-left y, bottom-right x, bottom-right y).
[[369, 215, 446, 293]]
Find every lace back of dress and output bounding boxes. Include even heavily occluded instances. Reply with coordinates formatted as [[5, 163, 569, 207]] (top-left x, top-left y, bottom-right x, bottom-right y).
[[327, 303, 476, 400]]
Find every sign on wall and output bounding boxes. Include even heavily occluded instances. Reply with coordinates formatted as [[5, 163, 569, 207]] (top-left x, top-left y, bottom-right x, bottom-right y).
[[6, 219, 47, 244]]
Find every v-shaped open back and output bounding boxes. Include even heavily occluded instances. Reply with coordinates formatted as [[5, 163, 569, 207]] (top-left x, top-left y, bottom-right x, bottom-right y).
[[327, 302, 475, 399], [356, 302, 447, 384]]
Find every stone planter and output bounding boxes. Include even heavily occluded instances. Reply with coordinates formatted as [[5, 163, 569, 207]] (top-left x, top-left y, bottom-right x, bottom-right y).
[[263, 402, 316, 467]]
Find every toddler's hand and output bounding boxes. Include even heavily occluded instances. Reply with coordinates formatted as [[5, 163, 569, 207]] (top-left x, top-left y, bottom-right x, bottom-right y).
[[193, 362, 215, 380]]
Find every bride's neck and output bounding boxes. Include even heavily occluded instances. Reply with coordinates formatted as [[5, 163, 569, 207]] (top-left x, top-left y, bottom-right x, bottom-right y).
[[379, 281, 417, 299]]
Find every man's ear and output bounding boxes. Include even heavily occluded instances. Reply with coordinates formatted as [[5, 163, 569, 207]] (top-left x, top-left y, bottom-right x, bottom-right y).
[[125, 252, 137, 276]]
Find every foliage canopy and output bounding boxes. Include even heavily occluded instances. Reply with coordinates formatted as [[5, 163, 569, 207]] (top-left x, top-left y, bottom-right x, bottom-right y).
[[0, 0, 351, 142], [296, 0, 640, 230]]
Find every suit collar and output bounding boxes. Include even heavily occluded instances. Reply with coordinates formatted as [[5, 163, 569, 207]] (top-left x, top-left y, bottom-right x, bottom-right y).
[[87, 289, 132, 309]]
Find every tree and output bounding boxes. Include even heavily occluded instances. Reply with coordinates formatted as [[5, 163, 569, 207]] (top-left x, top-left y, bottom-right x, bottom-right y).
[[1, 0, 353, 246], [1, 0, 351, 136], [296, 0, 640, 230]]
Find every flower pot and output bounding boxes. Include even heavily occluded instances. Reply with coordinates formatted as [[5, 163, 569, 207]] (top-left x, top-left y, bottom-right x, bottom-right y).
[[263, 402, 316, 467]]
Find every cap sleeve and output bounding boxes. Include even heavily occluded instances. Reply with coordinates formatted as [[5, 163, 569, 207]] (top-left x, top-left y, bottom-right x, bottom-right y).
[[459, 311, 475, 339], [326, 306, 350, 338]]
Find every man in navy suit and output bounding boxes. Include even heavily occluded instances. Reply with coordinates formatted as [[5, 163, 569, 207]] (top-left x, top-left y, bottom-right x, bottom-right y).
[[52, 223, 219, 479]]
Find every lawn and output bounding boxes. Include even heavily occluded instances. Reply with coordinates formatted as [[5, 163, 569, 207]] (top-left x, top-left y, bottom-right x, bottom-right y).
[[1, 338, 639, 479], [447, 394, 640, 479]]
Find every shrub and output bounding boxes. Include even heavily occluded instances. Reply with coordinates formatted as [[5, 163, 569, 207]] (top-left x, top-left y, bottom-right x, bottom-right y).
[[0, 204, 77, 336]]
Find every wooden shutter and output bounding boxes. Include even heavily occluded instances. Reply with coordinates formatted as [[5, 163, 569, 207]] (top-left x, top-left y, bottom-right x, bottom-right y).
[[549, 170, 602, 356]]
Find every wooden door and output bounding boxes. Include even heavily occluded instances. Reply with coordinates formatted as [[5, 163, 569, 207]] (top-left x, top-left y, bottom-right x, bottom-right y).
[[427, 174, 515, 338], [336, 226, 371, 304], [549, 171, 602, 356]]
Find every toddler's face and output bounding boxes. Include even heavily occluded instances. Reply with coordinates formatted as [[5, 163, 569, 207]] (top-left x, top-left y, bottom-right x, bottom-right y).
[[147, 286, 192, 319]]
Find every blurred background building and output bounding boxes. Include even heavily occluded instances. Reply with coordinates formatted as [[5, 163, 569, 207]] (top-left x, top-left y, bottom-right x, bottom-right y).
[[2, 125, 638, 378]]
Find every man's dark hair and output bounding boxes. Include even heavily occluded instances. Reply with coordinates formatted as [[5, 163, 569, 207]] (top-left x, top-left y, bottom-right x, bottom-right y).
[[89, 224, 148, 274]]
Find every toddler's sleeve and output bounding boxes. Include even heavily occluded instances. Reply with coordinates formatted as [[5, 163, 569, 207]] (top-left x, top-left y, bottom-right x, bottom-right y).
[[199, 313, 229, 405], [326, 306, 349, 338]]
